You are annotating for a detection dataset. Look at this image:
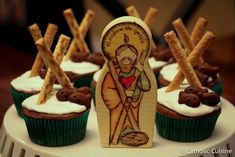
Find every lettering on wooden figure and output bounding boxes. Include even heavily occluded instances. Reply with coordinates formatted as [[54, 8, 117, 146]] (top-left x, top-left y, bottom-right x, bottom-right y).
[[96, 16, 157, 148]]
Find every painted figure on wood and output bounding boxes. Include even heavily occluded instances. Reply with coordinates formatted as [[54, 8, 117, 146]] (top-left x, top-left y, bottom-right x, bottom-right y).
[[97, 16, 157, 147]]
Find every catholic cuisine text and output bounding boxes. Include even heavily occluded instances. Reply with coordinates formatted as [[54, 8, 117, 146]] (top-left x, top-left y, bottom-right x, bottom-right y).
[[180, 148, 232, 155]]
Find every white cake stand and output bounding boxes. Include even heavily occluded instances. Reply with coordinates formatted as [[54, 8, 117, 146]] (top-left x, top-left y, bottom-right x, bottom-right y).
[[0, 98, 234, 157]]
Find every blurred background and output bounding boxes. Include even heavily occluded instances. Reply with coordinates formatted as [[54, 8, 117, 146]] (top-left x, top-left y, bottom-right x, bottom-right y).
[[0, 0, 234, 125]]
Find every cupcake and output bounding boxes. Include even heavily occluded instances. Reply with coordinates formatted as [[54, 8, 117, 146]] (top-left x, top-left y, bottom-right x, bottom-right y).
[[62, 8, 104, 88], [10, 23, 60, 117], [156, 86, 221, 142], [22, 87, 92, 146], [90, 69, 101, 107], [156, 31, 221, 142], [22, 37, 92, 146]]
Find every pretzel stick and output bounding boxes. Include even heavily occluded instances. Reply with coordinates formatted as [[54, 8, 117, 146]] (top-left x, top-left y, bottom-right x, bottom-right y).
[[191, 17, 208, 45], [172, 18, 194, 56], [166, 31, 215, 92], [164, 31, 202, 89], [35, 38, 72, 89], [80, 9, 95, 37], [44, 23, 58, 48], [37, 35, 71, 104], [144, 7, 158, 28], [29, 23, 58, 77], [126, 5, 141, 18], [144, 7, 158, 49], [63, 8, 90, 54], [65, 9, 95, 59]]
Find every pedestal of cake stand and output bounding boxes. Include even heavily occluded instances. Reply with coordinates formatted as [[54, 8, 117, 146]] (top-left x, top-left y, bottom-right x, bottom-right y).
[[0, 98, 235, 157]]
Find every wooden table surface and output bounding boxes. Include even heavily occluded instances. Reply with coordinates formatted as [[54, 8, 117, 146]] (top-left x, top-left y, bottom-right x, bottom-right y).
[[0, 36, 235, 126]]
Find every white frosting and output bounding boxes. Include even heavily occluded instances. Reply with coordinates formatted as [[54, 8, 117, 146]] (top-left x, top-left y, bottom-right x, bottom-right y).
[[160, 63, 212, 84], [10, 71, 62, 92], [93, 70, 101, 82], [158, 87, 220, 117], [22, 91, 86, 114], [61, 59, 99, 75], [148, 57, 168, 69]]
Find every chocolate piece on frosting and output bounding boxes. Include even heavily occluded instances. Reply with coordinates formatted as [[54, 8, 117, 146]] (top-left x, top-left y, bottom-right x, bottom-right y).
[[40, 69, 77, 83], [184, 85, 208, 95], [178, 91, 201, 108], [194, 70, 209, 86], [200, 92, 220, 106], [71, 52, 89, 62], [56, 88, 75, 101], [57, 87, 92, 107], [179, 85, 220, 107], [68, 92, 83, 104], [87, 52, 105, 67], [39, 68, 47, 79], [77, 86, 92, 97], [151, 47, 173, 61], [68, 91, 91, 108], [65, 71, 78, 82], [70, 51, 105, 66], [195, 62, 219, 79]]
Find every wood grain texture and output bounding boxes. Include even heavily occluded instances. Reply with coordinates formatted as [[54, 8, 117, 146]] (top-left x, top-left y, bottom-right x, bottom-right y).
[[96, 16, 157, 148]]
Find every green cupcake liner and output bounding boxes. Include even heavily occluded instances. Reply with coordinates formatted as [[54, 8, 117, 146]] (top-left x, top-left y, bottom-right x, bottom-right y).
[[90, 84, 96, 107], [73, 75, 93, 88], [23, 109, 90, 147], [10, 88, 33, 118], [156, 111, 220, 142], [211, 80, 222, 96]]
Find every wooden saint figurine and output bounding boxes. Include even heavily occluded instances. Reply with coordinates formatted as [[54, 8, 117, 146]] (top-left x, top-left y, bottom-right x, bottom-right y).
[[96, 16, 157, 148]]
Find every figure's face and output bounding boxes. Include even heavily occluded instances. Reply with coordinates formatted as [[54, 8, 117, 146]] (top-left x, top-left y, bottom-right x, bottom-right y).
[[116, 47, 137, 73]]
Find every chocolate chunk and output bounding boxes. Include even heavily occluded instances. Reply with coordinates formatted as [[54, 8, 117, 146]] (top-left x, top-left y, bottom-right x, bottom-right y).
[[68, 92, 91, 107], [39, 68, 60, 84], [151, 47, 172, 61], [200, 92, 220, 106], [194, 70, 209, 86], [65, 71, 78, 82], [81, 94, 92, 108], [195, 62, 219, 78], [87, 52, 105, 66], [71, 52, 89, 62], [178, 91, 201, 108], [68, 92, 83, 104], [77, 87, 92, 98], [56, 88, 75, 101], [39, 68, 47, 79], [184, 86, 208, 95]]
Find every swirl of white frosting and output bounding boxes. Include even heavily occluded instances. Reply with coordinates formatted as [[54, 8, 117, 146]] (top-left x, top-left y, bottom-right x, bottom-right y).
[[160, 63, 212, 84], [10, 71, 62, 92], [148, 57, 168, 69], [22, 91, 86, 114], [157, 87, 220, 117], [93, 70, 101, 82], [61, 60, 99, 75]]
